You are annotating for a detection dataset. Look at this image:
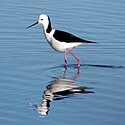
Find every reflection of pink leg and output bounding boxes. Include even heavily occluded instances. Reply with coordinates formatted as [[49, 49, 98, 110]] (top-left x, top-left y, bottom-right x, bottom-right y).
[[67, 48, 80, 68], [64, 51, 67, 68], [63, 69, 67, 78]]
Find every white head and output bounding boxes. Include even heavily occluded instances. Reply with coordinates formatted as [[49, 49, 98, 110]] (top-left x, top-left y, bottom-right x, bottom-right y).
[[38, 14, 49, 25], [26, 14, 52, 32]]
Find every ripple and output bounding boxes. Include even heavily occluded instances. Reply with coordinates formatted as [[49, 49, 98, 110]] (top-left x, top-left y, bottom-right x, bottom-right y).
[[1, 0, 125, 124]]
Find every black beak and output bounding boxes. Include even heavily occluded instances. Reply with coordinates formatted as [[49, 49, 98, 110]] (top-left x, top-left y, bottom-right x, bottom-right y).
[[26, 21, 38, 29]]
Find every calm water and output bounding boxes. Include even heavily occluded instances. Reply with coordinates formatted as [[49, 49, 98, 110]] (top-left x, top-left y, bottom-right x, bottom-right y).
[[0, 0, 125, 125]]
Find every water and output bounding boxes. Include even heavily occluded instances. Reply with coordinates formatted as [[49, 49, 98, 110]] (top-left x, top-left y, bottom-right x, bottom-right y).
[[0, 0, 125, 125]]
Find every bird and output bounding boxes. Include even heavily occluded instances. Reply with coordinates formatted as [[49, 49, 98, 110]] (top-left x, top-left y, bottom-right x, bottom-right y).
[[36, 75, 94, 116], [26, 14, 96, 68]]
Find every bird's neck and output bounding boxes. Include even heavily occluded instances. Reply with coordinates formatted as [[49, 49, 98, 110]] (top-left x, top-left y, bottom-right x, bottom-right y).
[[43, 16, 52, 33]]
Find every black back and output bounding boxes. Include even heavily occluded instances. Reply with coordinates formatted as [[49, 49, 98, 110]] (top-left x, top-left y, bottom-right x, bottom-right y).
[[53, 30, 96, 43]]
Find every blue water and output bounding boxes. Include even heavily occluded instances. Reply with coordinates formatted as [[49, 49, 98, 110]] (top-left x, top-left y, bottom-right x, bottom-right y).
[[0, 0, 125, 125]]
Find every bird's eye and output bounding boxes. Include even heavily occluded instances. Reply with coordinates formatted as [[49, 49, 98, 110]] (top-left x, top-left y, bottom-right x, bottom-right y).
[[41, 19, 43, 21]]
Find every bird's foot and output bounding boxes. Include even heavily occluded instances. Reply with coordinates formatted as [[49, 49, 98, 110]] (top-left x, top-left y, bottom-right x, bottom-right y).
[[77, 60, 80, 74], [77, 66, 80, 74], [78, 60, 80, 68], [64, 59, 68, 69], [64, 63, 67, 70]]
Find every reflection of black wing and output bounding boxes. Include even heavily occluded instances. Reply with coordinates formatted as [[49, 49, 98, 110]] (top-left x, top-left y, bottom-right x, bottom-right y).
[[53, 30, 96, 43]]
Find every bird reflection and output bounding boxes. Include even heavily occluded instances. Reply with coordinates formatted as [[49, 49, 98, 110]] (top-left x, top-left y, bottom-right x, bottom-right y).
[[35, 69, 94, 116]]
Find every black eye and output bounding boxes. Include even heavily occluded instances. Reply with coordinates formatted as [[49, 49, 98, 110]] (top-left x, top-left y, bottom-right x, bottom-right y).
[[41, 19, 43, 21]]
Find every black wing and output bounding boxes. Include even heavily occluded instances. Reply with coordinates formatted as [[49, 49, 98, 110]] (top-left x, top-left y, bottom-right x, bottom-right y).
[[53, 30, 96, 43]]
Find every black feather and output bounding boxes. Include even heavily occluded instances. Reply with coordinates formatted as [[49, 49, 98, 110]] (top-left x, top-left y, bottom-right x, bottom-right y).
[[46, 16, 52, 33], [53, 30, 96, 43]]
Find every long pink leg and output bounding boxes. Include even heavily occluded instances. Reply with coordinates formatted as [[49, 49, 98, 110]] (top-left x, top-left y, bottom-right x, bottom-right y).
[[67, 48, 81, 68]]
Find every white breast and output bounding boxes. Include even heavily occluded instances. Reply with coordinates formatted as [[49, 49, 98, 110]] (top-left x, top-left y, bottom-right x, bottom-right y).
[[44, 29, 83, 52], [44, 29, 65, 52], [44, 29, 55, 43]]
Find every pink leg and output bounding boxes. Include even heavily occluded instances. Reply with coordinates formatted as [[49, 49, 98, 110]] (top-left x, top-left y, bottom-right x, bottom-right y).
[[67, 48, 80, 68]]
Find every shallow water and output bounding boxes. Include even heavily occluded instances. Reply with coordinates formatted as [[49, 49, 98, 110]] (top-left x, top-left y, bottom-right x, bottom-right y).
[[0, 0, 125, 125]]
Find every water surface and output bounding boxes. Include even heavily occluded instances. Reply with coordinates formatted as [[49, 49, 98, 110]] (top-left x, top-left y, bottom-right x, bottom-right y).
[[0, 0, 125, 125]]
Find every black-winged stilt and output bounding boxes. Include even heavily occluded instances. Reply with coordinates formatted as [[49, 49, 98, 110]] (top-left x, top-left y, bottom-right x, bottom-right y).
[[27, 14, 96, 69]]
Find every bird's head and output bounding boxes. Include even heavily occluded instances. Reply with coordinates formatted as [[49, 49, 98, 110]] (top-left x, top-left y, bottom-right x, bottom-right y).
[[26, 14, 50, 29], [38, 14, 49, 25]]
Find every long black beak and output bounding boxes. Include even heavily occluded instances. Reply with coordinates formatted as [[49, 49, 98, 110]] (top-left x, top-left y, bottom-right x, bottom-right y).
[[26, 21, 38, 29]]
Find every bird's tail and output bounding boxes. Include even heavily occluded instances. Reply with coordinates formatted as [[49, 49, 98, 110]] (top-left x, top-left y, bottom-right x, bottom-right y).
[[85, 40, 97, 43], [71, 86, 94, 94]]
